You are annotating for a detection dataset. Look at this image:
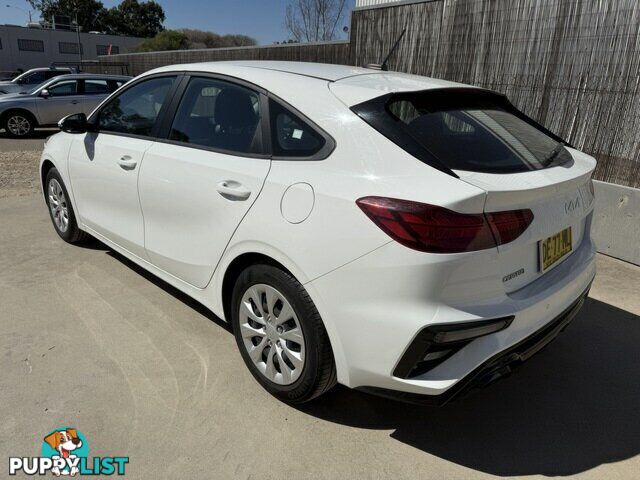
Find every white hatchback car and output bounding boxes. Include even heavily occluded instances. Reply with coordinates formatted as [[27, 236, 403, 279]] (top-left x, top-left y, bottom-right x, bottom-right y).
[[40, 61, 596, 405]]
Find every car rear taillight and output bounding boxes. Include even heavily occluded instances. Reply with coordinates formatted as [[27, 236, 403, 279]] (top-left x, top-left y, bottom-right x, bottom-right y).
[[356, 196, 533, 253]]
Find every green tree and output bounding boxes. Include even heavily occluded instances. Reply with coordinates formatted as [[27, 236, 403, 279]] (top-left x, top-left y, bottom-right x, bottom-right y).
[[179, 29, 257, 49], [27, 0, 109, 32], [103, 0, 165, 38], [134, 30, 188, 52], [28, 0, 165, 37]]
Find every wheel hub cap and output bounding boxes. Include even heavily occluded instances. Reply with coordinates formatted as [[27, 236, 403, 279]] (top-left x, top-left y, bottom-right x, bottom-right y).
[[7, 115, 30, 136], [48, 179, 69, 233], [239, 284, 305, 385]]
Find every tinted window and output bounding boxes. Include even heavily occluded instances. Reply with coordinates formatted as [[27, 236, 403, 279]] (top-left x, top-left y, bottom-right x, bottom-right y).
[[84, 79, 110, 94], [380, 90, 571, 173], [169, 77, 262, 154], [47, 80, 78, 96], [98, 76, 175, 137], [24, 71, 46, 84], [269, 99, 324, 157], [45, 70, 65, 80]]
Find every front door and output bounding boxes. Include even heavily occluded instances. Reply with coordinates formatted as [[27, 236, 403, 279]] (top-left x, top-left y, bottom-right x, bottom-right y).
[[139, 76, 270, 288], [68, 75, 178, 258], [35, 79, 84, 125]]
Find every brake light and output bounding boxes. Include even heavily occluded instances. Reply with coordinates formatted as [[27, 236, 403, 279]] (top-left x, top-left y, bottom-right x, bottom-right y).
[[486, 209, 534, 245], [356, 196, 533, 253]]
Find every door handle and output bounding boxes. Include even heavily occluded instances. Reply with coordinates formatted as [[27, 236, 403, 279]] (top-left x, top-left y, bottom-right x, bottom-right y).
[[216, 180, 251, 200], [117, 155, 137, 170], [71, 100, 79, 104]]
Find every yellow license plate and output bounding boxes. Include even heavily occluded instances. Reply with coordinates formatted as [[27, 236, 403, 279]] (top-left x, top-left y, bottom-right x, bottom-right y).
[[539, 227, 572, 272]]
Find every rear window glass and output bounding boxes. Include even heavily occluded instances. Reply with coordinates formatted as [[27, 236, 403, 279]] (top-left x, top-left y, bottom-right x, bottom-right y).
[[356, 90, 571, 174]]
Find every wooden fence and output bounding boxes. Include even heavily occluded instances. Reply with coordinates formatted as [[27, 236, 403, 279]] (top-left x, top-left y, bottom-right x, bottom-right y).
[[100, 0, 640, 188]]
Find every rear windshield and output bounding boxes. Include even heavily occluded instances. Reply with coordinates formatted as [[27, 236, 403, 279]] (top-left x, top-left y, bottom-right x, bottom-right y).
[[353, 89, 571, 174]]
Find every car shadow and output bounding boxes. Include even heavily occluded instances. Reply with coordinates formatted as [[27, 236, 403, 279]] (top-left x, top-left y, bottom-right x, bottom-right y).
[[90, 243, 640, 476], [103, 247, 233, 334], [295, 298, 640, 476]]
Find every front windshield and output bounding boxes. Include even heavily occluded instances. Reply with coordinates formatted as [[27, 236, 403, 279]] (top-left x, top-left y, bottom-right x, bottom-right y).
[[12, 71, 29, 83], [24, 81, 50, 95], [24, 75, 67, 95]]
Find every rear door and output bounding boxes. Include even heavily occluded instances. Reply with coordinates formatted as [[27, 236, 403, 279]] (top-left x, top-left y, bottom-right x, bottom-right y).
[[412, 102, 596, 292], [455, 155, 595, 292], [80, 78, 120, 115], [138, 75, 270, 288], [351, 88, 596, 292]]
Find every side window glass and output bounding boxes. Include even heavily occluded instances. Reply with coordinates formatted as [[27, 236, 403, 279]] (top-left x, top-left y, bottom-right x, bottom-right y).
[[169, 77, 262, 154], [110, 80, 126, 92], [47, 80, 78, 96], [269, 99, 324, 157], [98, 76, 175, 137], [27, 72, 46, 84], [84, 79, 110, 94], [45, 71, 63, 80]]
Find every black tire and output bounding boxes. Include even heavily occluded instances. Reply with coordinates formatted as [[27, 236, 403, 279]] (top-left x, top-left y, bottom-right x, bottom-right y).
[[231, 264, 337, 403], [3, 110, 36, 138], [44, 168, 89, 243]]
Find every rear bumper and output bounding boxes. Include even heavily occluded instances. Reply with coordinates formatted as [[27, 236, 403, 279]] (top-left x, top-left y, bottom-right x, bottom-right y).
[[355, 282, 591, 405], [307, 225, 597, 398]]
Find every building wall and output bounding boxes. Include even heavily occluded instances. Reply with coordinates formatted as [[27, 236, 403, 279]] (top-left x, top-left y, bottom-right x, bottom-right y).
[[0, 25, 141, 73]]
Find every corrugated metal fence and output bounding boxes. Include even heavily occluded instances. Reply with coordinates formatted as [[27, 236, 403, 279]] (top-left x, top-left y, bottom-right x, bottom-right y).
[[100, 0, 640, 188]]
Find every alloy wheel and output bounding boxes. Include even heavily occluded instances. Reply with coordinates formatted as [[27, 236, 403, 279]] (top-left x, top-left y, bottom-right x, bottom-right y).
[[48, 179, 69, 233], [7, 115, 31, 136], [239, 284, 305, 385]]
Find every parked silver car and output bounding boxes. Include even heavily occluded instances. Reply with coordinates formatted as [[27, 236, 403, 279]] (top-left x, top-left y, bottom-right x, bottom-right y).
[[0, 67, 75, 95], [0, 74, 131, 137]]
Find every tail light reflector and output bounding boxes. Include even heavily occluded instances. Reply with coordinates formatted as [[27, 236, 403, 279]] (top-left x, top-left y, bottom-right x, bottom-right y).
[[356, 196, 533, 253]]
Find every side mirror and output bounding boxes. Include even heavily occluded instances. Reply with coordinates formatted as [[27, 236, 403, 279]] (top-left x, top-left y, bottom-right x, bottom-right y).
[[40, 89, 50, 98], [59, 113, 89, 134]]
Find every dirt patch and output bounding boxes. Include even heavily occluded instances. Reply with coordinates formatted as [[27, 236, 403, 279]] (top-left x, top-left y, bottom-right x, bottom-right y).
[[0, 150, 42, 198]]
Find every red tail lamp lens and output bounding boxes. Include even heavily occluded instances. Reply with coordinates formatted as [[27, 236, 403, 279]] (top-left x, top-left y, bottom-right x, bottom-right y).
[[356, 196, 533, 253]]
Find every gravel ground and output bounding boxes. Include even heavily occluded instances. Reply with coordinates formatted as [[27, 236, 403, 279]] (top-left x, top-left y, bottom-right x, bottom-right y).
[[0, 150, 42, 199]]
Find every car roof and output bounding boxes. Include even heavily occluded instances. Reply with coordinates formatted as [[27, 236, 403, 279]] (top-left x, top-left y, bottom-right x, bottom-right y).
[[25, 67, 72, 72], [145, 61, 474, 105], [150, 60, 376, 82], [47, 73, 132, 81]]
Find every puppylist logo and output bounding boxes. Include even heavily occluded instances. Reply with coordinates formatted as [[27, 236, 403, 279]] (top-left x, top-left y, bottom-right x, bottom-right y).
[[9, 427, 129, 476]]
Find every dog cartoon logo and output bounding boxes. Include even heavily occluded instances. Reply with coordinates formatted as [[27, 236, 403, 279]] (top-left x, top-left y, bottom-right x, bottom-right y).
[[42, 428, 88, 476], [9, 426, 128, 476]]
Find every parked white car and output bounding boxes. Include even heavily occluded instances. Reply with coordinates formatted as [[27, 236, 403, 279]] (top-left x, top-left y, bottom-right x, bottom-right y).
[[40, 61, 596, 405]]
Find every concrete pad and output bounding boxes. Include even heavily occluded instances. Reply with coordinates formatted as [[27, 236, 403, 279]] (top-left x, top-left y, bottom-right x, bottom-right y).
[[1, 194, 639, 479]]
